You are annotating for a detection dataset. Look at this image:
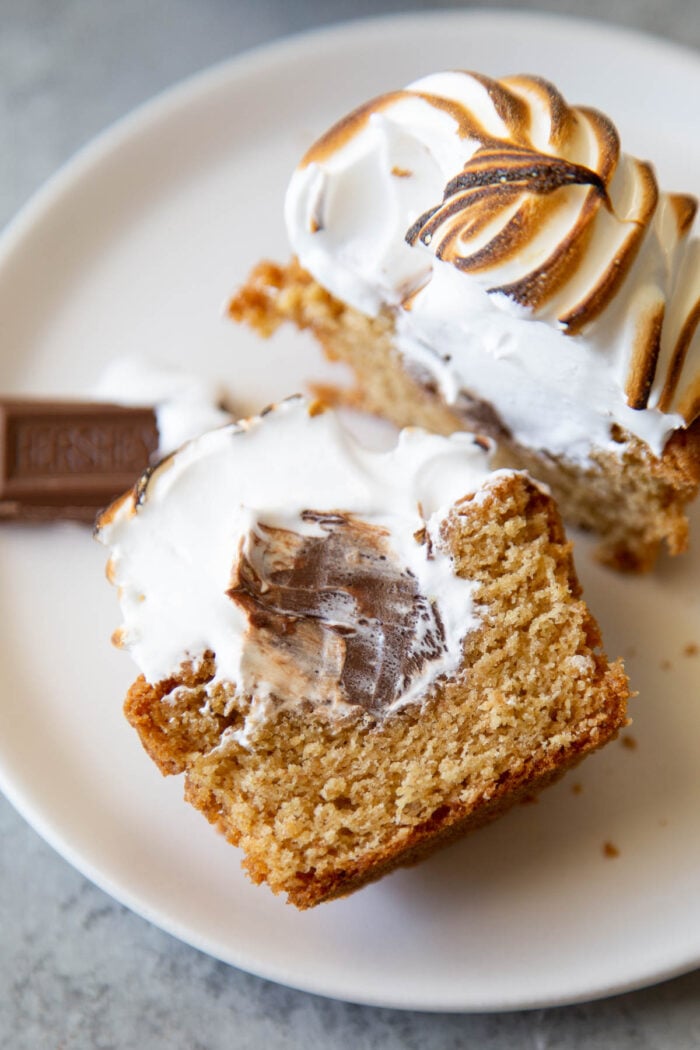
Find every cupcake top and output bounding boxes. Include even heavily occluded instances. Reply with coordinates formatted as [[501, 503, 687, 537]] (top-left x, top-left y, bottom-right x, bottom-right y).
[[97, 397, 509, 739], [286, 71, 700, 463]]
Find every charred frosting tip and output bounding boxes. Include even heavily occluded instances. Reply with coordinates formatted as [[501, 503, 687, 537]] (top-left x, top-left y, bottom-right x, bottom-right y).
[[286, 71, 700, 463]]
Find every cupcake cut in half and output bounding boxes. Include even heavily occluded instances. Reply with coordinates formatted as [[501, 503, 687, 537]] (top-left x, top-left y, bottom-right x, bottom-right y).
[[97, 397, 628, 908], [230, 71, 700, 572]]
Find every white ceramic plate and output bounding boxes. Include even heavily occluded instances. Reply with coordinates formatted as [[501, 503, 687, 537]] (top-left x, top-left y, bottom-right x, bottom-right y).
[[1, 10, 700, 1012]]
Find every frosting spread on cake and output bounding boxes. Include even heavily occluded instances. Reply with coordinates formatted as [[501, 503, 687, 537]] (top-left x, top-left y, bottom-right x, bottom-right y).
[[97, 397, 504, 738], [286, 72, 700, 463]]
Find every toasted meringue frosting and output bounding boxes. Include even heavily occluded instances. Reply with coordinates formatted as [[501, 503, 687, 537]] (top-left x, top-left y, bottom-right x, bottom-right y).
[[97, 397, 505, 740], [286, 71, 700, 463]]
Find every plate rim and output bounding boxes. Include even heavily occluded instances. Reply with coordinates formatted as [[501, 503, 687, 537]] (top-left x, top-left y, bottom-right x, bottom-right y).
[[1, 7, 700, 1012]]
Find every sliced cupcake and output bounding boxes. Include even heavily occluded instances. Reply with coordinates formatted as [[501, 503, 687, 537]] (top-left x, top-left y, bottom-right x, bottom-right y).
[[97, 397, 628, 907]]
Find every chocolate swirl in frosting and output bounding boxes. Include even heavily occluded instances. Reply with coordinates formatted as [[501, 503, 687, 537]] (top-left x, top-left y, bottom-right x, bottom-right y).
[[228, 511, 447, 715]]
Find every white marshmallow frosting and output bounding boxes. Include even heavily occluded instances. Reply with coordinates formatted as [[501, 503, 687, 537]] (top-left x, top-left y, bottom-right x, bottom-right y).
[[98, 398, 507, 734], [286, 72, 700, 464]]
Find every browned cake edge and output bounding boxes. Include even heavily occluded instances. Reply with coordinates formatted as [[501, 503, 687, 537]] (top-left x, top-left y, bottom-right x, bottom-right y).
[[202, 713, 625, 909]]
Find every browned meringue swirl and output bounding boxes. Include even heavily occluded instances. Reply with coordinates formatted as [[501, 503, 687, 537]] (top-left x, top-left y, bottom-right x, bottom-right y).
[[401, 78, 662, 335], [296, 70, 700, 423], [406, 145, 611, 312], [227, 511, 446, 715]]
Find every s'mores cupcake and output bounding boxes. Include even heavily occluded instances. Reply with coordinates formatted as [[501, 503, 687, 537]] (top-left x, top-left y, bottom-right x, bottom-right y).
[[97, 397, 628, 907], [231, 72, 700, 571]]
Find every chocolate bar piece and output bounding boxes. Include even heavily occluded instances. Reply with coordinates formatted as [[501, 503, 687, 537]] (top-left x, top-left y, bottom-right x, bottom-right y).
[[0, 399, 158, 523]]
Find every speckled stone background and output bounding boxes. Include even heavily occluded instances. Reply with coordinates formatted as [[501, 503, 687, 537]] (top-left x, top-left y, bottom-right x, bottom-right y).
[[2, 2, 700, 1047]]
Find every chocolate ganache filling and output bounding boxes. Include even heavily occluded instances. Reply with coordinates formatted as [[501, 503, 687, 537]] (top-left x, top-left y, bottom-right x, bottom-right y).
[[227, 510, 447, 714]]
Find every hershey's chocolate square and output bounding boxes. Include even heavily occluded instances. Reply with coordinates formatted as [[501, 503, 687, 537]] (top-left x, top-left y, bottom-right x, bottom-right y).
[[0, 399, 158, 522]]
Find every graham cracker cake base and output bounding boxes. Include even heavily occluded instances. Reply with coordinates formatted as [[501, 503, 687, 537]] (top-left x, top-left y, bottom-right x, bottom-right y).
[[230, 258, 700, 572], [124, 473, 628, 909]]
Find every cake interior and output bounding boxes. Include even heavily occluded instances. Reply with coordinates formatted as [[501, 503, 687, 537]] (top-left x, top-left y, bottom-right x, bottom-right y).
[[124, 473, 628, 908]]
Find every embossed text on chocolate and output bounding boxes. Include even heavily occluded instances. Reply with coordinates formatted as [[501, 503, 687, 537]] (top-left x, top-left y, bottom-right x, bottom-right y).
[[0, 399, 159, 522], [10, 417, 155, 478]]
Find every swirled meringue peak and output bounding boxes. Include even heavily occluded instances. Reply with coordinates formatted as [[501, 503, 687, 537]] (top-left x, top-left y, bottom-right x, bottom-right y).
[[286, 72, 700, 463]]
